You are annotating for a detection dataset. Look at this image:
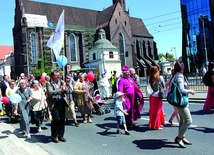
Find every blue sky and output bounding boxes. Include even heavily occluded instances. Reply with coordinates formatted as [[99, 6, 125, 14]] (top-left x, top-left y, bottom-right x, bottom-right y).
[[0, 0, 182, 57]]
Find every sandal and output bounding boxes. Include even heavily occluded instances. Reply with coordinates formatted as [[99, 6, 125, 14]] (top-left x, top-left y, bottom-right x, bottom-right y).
[[168, 120, 173, 126], [182, 137, 192, 145], [174, 137, 186, 148]]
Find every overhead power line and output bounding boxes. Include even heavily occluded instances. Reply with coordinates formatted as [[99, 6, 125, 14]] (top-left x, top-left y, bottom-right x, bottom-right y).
[[151, 26, 182, 34], [146, 17, 181, 26], [143, 11, 181, 21]]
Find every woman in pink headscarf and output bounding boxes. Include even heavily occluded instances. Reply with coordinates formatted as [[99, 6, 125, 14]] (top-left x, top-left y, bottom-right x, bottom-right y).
[[117, 65, 144, 128]]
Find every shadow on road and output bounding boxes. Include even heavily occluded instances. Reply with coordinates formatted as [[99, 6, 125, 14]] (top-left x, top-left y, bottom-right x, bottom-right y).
[[133, 139, 178, 149], [189, 127, 214, 133], [96, 122, 117, 137], [191, 110, 207, 115], [31, 135, 52, 143]]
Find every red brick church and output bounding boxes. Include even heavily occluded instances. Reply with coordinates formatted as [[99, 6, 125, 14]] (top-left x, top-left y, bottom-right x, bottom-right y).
[[12, 0, 158, 78]]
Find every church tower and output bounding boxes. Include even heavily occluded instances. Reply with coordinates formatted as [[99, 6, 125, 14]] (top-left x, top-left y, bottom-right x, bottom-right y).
[[112, 0, 126, 11]]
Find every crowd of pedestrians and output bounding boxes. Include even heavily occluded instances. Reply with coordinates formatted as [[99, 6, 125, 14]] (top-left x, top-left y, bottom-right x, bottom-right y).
[[0, 61, 213, 149]]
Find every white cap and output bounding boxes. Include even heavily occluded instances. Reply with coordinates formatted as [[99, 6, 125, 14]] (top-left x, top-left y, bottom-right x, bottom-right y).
[[116, 92, 124, 98]]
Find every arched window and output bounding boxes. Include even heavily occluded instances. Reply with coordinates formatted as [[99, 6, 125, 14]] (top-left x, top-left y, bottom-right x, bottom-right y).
[[30, 32, 37, 64], [142, 40, 146, 56], [69, 33, 77, 62], [93, 53, 96, 60], [119, 32, 126, 66], [109, 51, 114, 58]]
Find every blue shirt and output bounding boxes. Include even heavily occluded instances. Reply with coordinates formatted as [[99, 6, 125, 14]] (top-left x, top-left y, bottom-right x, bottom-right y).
[[114, 99, 124, 116]]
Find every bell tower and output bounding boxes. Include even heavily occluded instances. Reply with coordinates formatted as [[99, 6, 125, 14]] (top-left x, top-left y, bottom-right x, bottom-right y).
[[112, 0, 126, 11]]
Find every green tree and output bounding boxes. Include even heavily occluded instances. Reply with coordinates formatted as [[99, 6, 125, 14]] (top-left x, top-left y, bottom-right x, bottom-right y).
[[158, 53, 165, 59], [168, 53, 175, 60], [31, 50, 53, 77], [158, 53, 175, 60]]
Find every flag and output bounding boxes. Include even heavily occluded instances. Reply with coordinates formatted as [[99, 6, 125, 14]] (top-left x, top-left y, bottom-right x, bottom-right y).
[[46, 10, 64, 59]]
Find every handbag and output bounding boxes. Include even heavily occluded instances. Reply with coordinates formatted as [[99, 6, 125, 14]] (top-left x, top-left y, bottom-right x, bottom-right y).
[[158, 86, 166, 99], [146, 77, 153, 97], [158, 77, 165, 99], [167, 80, 188, 107]]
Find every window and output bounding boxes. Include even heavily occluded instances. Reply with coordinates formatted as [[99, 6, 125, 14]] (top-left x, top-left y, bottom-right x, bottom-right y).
[[125, 21, 127, 25], [93, 53, 96, 60], [115, 19, 117, 24], [125, 51, 128, 57], [30, 32, 37, 64], [119, 32, 126, 66], [109, 51, 114, 58], [69, 33, 77, 62]]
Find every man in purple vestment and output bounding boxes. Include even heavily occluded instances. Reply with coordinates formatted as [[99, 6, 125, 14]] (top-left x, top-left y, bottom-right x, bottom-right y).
[[118, 65, 144, 128]]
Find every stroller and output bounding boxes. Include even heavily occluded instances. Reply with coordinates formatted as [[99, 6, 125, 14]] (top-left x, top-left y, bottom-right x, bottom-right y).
[[92, 89, 111, 115]]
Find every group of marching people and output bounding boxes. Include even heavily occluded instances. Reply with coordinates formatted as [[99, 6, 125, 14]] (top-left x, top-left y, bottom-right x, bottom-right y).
[[1, 61, 213, 147], [0, 70, 109, 143], [0, 73, 49, 139], [113, 62, 196, 148]]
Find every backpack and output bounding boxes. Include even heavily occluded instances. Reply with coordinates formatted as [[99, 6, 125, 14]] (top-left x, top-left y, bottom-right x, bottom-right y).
[[203, 71, 213, 86]]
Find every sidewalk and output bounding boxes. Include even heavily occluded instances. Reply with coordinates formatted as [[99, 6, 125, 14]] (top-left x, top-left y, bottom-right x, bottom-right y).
[[0, 116, 50, 155]]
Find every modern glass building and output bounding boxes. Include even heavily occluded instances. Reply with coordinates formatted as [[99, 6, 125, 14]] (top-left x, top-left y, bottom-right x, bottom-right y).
[[181, 0, 214, 74]]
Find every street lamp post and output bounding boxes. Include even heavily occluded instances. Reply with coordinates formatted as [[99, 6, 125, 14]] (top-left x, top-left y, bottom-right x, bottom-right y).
[[198, 15, 208, 66]]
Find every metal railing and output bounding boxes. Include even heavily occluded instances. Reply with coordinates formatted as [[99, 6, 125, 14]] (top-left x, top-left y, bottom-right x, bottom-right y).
[[140, 75, 208, 91]]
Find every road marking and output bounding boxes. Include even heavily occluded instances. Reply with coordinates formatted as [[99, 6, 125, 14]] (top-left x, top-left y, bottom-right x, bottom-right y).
[[140, 117, 197, 127]]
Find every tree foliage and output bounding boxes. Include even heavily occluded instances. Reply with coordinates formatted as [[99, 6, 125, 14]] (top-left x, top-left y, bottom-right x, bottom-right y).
[[158, 53, 175, 60], [31, 51, 53, 77]]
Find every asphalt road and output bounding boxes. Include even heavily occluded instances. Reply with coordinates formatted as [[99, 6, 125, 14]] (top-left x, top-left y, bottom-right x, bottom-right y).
[[1, 99, 214, 155]]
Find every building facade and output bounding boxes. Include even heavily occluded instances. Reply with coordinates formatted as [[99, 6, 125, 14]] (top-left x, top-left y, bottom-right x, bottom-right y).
[[85, 29, 122, 79], [0, 46, 14, 79], [12, 0, 158, 79], [181, 0, 214, 74]]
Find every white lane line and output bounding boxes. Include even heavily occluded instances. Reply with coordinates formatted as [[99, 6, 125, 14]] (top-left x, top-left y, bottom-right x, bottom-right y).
[[140, 117, 197, 127]]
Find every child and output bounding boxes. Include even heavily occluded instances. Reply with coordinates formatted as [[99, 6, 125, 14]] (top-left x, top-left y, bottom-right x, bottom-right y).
[[114, 91, 130, 135]]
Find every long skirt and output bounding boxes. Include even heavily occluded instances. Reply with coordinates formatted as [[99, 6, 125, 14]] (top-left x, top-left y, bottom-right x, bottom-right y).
[[203, 86, 214, 111], [148, 96, 165, 129], [78, 101, 94, 115]]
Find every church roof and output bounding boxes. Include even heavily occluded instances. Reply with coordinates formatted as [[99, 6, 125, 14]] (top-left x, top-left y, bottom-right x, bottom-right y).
[[129, 17, 153, 38], [96, 4, 117, 28], [22, 0, 98, 28], [92, 38, 118, 50], [21, 0, 153, 38]]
